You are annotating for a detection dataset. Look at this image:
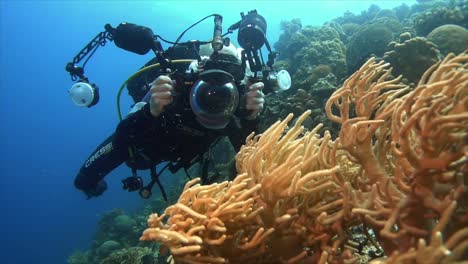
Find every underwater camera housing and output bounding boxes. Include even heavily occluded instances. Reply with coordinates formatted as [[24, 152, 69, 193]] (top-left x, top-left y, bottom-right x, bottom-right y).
[[167, 48, 244, 129]]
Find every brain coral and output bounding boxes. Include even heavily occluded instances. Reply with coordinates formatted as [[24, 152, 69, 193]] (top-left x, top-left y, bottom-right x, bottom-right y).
[[427, 24, 468, 56], [346, 18, 403, 73]]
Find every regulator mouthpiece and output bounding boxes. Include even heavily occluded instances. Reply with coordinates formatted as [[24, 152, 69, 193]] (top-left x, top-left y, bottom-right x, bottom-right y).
[[69, 82, 99, 107]]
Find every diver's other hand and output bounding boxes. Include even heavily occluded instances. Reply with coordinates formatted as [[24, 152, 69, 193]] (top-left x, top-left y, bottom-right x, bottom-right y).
[[149, 76, 174, 117], [245, 81, 265, 120]]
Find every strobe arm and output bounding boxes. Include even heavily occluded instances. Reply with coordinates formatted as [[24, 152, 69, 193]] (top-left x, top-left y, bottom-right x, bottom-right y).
[[65, 25, 114, 81], [65, 23, 163, 81]]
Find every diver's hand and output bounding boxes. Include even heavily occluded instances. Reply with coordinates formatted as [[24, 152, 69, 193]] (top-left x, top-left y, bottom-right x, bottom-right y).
[[149, 76, 174, 117], [244, 81, 265, 120]]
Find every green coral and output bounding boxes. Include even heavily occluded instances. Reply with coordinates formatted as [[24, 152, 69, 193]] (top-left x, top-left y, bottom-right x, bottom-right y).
[[68, 208, 152, 264], [101, 247, 154, 264], [294, 38, 347, 80], [98, 240, 122, 258], [341, 23, 360, 37], [260, 74, 340, 136], [293, 64, 332, 91], [412, 6, 466, 36], [301, 25, 341, 42], [273, 20, 348, 93], [278, 31, 309, 62], [332, 4, 382, 25], [409, 0, 448, 16], [275, 19, 304, 60], [427, 24, 468, 56], [67, 250, 90, 264], [394, 3, 411, 21], [279, 18, 302, 35], [383, 33, 440, 84], [309, 73, 339, 100], [260, 88, 318, 131], [375, 9, 398, 20], [114, 214, 137, 235], [346, 18, 403, 73]]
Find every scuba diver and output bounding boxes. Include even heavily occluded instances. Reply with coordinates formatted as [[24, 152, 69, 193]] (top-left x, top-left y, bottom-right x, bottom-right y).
[[75, 43, 264, 199], [66, 11, 291, 199]]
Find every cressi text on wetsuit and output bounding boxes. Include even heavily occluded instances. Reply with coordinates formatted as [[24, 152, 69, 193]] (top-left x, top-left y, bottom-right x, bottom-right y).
[[74, 102, 258, 198]]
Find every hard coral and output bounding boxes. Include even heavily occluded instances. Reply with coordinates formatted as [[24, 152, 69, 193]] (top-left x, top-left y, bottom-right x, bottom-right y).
[[427, 24, 468, 56], [412, 6, 466, 36], [383, 33, 440, 84], [293, 64, 332, 91], [259, 71, 339, 138], [275, 19, 306, 61], [346, 18, 403, 73], [295, 39, 347, 80], [101, 247, 153, 264], [274, 23, 347, 80]]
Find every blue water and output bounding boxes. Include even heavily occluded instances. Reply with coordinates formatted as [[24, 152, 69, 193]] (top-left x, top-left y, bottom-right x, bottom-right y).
[[0, 1, 414, 263]]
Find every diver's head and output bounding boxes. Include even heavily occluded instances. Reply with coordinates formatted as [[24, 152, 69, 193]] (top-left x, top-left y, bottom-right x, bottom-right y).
[[198, 42, 243, 81], [190, 43, 243, 129], [199, 42, 241, 63]]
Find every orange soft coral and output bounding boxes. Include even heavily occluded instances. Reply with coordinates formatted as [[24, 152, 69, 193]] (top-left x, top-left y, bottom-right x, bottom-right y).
[[141, 52, 468, 264]]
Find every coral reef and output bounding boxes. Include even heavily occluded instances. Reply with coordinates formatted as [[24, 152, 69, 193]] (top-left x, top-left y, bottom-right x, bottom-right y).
[[274, 19, 305, 61], [265, 20, 348, 140], [140, 53, 468, 263], [101, 247, 154, 264], [67, 250, 91, 264], [293, 37, 347, 81], [346, 18, 403, 73], [375, 9, 397, 20], [383, 32, 440, 84], [393, 3, 411, 21], [93, 209, 143, 247], [340, 23, 360, 38], [292, 64, 332, 93], [259, 73, 340, 138], [427, 24, 468, 56], [114, 215, 137, 235], [67, 208, 157, 264], [411, 6, 466, 36], [70, 2, 468, 263], [274, 21, 347, 82], [333, 4, 382, 25], [98, 240, 122, 259]]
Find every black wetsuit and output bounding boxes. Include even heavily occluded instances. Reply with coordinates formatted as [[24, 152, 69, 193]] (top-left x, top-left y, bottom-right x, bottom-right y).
[[74, 102, 258, 197]]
